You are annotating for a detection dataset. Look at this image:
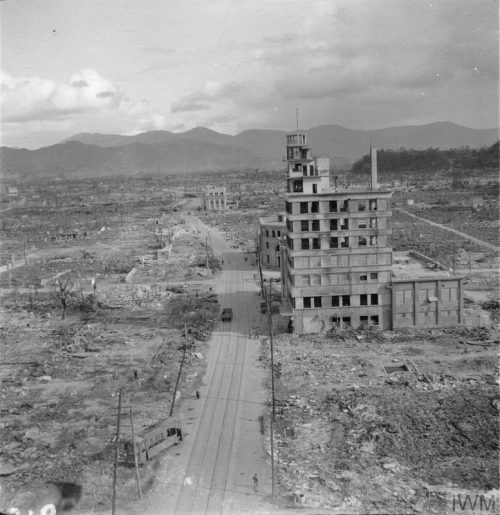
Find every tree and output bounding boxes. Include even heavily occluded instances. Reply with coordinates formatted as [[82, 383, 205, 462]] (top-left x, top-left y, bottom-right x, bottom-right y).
[[53, 274, 77, 320], [147, 221, 170, 249]]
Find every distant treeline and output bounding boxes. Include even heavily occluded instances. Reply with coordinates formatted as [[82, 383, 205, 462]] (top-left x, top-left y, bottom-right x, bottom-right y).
[[350, 142, 499, 174]]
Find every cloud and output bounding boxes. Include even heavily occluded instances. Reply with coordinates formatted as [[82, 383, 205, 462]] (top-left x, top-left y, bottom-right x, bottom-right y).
[[1, 69, 168, 147], [0, 69, 121, 122]]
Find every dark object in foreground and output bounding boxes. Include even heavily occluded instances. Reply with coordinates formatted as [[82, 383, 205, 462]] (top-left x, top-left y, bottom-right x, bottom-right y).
[[221, 308, 233, 321], [5, 482, 82, 514]]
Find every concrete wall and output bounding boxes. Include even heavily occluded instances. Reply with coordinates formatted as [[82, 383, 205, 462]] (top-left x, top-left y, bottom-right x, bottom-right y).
[[392, 277, 463, 328]]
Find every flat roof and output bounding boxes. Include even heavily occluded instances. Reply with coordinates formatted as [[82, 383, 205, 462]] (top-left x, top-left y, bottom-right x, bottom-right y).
[[391, 251, 463, 281]]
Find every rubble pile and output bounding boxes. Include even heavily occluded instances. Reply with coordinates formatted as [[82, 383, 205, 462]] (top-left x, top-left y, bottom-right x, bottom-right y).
[[265, 328, 499, 513], [391, 210, 487, 268]]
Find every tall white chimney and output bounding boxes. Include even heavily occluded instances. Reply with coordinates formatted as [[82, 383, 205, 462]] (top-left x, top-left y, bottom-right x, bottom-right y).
[[371, 147, 378, 190]]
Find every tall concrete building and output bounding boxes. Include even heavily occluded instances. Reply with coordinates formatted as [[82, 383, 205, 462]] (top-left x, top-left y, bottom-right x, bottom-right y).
[[281, 131, 392, 333], [276, 130, 464, 334]]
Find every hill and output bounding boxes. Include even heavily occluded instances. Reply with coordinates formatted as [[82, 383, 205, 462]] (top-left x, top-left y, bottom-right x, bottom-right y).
[[2, 122, 497, 180], [350, 142, 499, 177]]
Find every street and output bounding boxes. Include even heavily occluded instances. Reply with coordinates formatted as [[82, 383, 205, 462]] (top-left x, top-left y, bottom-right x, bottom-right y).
[[144, 216, 276, 514]]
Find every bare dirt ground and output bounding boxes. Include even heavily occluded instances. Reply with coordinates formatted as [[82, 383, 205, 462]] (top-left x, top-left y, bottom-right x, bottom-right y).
[[0, 209, 222, 514], [264, 325, 499, 514]]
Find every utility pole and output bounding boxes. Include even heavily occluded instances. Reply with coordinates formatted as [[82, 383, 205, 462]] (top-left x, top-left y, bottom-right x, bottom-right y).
[[266, 279, 276, 419], [256, 234, 264, 297], [266, 278, 276, 498], [129, 407, 142, 500], [112, 388, 122, 515], [205, 237, 209, 270], [169, 324, 188, 417]]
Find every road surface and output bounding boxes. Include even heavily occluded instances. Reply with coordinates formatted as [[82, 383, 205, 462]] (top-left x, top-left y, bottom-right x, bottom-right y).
[[144, 216, 278, 514], [395, 208, 500, 253]]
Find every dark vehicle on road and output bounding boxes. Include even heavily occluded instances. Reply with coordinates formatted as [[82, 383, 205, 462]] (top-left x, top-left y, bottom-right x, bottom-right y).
[[221, 308, 233, 321]]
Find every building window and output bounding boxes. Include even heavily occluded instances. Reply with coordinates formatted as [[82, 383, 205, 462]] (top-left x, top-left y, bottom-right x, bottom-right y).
[[302, 165, 307, 176], [330, 237, 338, 248], [301, 220, 309, 231], [312, 184, 318, 194], [311, 219, 319, 231], [371, 315, 379, 325], [304, 297, 311, 308], [359, 201, 367, 212], [312, 238, 320, 249], [331, 316, 340, 326], [330, 219, 338, 230], [370, 272, 378, 280], [271, 230, 275, 237], [329, 200, 337, 212], [301, 238, 310, 250], [370, 218, 377, 228], [360, 274, 367, 282], [358, 219, 367, 229], [286, 236, 293, 250], [340, 218, 348, 230], [286, 201, 292, 214], [310, 164, 314, 175], [342, 295, 350, 306], [371, 294, 379, 305], [293, 180, 303, 192], [340, 237, 349, 248], [370, 235, 377, 246], [332, 296, 340, 307], [358, 236, 367, 246], [311, 201, 319, 213], [302, 275, 310, 286], [340, 200, 348, 212], [360, 315, 369, 327], [266, 255, 270, 264], [300, 202, 308, 213], [266, 242, 269, 249], [266, 230, 269, 237], [277, 231, 281, 237], [360, 294, 368, 306], [342, 317, 351, 327], [369, 199, 377, 211]]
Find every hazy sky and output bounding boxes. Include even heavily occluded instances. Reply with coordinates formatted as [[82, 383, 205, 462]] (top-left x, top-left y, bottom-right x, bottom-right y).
[[1, 0, 498, 148]]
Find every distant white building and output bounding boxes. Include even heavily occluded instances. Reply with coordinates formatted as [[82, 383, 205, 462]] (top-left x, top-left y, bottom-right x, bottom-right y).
[[203, 186, 227, 211]]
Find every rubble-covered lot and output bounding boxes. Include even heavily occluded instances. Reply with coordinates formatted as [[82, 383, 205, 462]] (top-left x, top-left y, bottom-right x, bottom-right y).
[[391, 210, 497, 268], [265, 326, 499, 514], [0, 210, 221, 513]]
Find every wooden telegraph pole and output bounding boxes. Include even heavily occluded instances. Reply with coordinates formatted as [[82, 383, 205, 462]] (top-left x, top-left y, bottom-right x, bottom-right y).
[[169, 323, 188, 417], [129, 407, 142, 500], [256, 235, 264, 297], [111, 388, 122, 515], [266, 278, 276, 498]]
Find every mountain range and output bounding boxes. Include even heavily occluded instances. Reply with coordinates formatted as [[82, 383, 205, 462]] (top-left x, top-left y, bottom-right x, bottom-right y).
[[1, 122, 497, 180]]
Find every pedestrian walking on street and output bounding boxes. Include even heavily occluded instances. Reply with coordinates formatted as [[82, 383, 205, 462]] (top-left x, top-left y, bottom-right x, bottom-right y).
[[196, 389, 200, 399], [253, 473, 258, 492]]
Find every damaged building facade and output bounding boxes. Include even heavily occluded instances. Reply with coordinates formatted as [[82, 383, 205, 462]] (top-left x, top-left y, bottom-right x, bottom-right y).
[[265, 130, 463, 334], [259, 214, 286, 268], [203, 186, 227, 211]]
